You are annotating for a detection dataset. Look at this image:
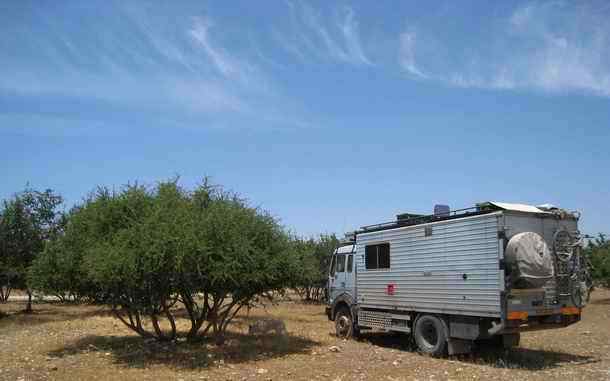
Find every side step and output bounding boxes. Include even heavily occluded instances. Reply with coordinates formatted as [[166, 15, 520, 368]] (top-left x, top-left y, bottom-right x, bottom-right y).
[[358, 310, 411, 333]]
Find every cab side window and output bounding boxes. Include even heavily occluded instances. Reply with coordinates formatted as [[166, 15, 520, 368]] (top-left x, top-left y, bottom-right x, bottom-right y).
[[329, 255, 336, 275], [336, 254, 346, 273], [347, 254, 353, 273]]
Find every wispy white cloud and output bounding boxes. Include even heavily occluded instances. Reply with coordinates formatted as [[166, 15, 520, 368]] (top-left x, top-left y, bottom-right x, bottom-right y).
[[398, 30, 427, 78], [340, 7, 372, 66], [121, 4, 195, 72], [279, 1, 371, 66], [0, 3, 289, 121], [300, 4, 348, 62], [399, 1, 610, 97], [188, 17, 240, 78], [503, 2, 610, 96]]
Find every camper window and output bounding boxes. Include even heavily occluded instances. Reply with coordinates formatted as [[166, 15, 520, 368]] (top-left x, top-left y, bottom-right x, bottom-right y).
[[378, 244, 390, 268], [365, 243, 390, 270]]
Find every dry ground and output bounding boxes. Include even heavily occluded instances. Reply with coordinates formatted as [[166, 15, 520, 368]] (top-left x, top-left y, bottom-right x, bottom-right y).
[[1, 290, 609, 381]]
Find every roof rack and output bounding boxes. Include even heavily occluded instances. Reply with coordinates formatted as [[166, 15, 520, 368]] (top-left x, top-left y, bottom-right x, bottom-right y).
[[358, 205, 499, 234], [339, 231, 356, 244]]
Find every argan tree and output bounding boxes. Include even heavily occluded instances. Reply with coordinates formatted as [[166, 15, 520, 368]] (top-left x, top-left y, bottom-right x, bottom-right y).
[[30, 179, 299, 342], [586, 234, 610, 288], [41, 183, 185, 340], [292, 234, 339, 302], [0, 188, 64, 310], [177, 184, 297, 343]]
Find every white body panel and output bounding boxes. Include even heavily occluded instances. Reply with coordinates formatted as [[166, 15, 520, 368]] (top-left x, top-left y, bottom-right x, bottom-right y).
[[355, 213, 504, 317]]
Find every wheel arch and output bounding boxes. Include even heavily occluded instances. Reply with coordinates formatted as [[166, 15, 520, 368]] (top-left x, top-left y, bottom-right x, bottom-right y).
[[330, 293, 356, 321]]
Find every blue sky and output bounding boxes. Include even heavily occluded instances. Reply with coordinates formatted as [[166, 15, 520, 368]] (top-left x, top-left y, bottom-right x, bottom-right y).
[[1, 0, 609, 237]]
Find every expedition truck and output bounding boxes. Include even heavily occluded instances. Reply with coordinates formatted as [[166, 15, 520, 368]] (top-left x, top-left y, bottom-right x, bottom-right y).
[[325, 202, 589, 356]]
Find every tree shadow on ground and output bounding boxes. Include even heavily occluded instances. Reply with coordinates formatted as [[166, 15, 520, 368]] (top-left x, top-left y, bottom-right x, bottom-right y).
[[590, 298, 610, 305], [460, 345, 599, 370], [0, 301, 111, 326], [232, 313, 314, 324], [47, 331, 319, 370], [356, 331, 599, 371], [170, 308, 314, 324]]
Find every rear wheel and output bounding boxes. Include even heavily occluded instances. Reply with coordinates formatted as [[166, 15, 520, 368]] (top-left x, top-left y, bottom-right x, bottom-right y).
[[413, 315, 447, 356], [335, 307, 354, 339]]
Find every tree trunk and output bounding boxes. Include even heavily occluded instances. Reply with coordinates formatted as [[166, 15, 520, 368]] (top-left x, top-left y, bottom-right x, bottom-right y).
[[151, 312, 176, 342], [113, 307, 156, 339], [187, 317, 206, 341], [24, 289, 33, 313], [0, 285, 11, 303]]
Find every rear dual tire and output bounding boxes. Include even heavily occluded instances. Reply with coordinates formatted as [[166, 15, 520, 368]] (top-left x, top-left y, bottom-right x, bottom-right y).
[[413, 315, 448, 357]]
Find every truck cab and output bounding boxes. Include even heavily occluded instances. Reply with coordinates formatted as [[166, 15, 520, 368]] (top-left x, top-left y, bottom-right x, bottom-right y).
[[326, 243, 357, 336]]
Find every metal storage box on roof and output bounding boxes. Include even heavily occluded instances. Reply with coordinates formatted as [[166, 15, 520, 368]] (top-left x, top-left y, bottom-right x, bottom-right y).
[[355, 212, 503, 317]]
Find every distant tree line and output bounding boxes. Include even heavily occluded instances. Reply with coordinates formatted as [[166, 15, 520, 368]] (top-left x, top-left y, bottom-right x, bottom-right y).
[[585, 234, 610, 288], [290, 234, 339, 302], [0, 187, 65, 311], [0, 180, 339, 343]]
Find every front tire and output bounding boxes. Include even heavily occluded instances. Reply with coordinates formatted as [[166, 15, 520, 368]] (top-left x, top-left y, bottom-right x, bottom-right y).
[[335, 307, 354, 338], [413, 315, 447, 356]]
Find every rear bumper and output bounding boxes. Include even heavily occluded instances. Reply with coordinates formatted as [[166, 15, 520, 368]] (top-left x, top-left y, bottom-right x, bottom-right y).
[[503, 312, 581, 333]]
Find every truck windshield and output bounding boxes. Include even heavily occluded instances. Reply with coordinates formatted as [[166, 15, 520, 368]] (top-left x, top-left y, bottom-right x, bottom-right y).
[[329, 255, 336, 275]]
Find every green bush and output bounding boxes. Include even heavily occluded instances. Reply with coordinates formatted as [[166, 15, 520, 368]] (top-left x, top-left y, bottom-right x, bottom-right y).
[[291, 234, 339, 302], [0, 188, 64, 310], [30, 180, 299, 342], [586, 234, 610, 288]]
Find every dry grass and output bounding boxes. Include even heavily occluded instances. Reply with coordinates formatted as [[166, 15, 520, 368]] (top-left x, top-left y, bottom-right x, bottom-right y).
[[1, 290, 609, 380]]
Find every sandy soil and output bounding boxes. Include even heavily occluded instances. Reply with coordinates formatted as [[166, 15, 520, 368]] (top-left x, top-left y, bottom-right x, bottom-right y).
[[0, 289, 609, 380]]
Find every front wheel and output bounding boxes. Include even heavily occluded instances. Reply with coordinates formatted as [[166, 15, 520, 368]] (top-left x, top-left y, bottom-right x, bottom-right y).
[[413, 315, 448, 357], [335, 307, 355, 338]]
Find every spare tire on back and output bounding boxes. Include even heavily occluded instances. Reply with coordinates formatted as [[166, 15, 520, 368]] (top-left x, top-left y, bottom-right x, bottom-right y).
[[505, 232, 554, 288]]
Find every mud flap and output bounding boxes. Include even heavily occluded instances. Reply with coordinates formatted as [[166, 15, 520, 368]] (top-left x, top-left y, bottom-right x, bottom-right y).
[[447, 338, 473, 355], [502, 333, 520, 348]]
